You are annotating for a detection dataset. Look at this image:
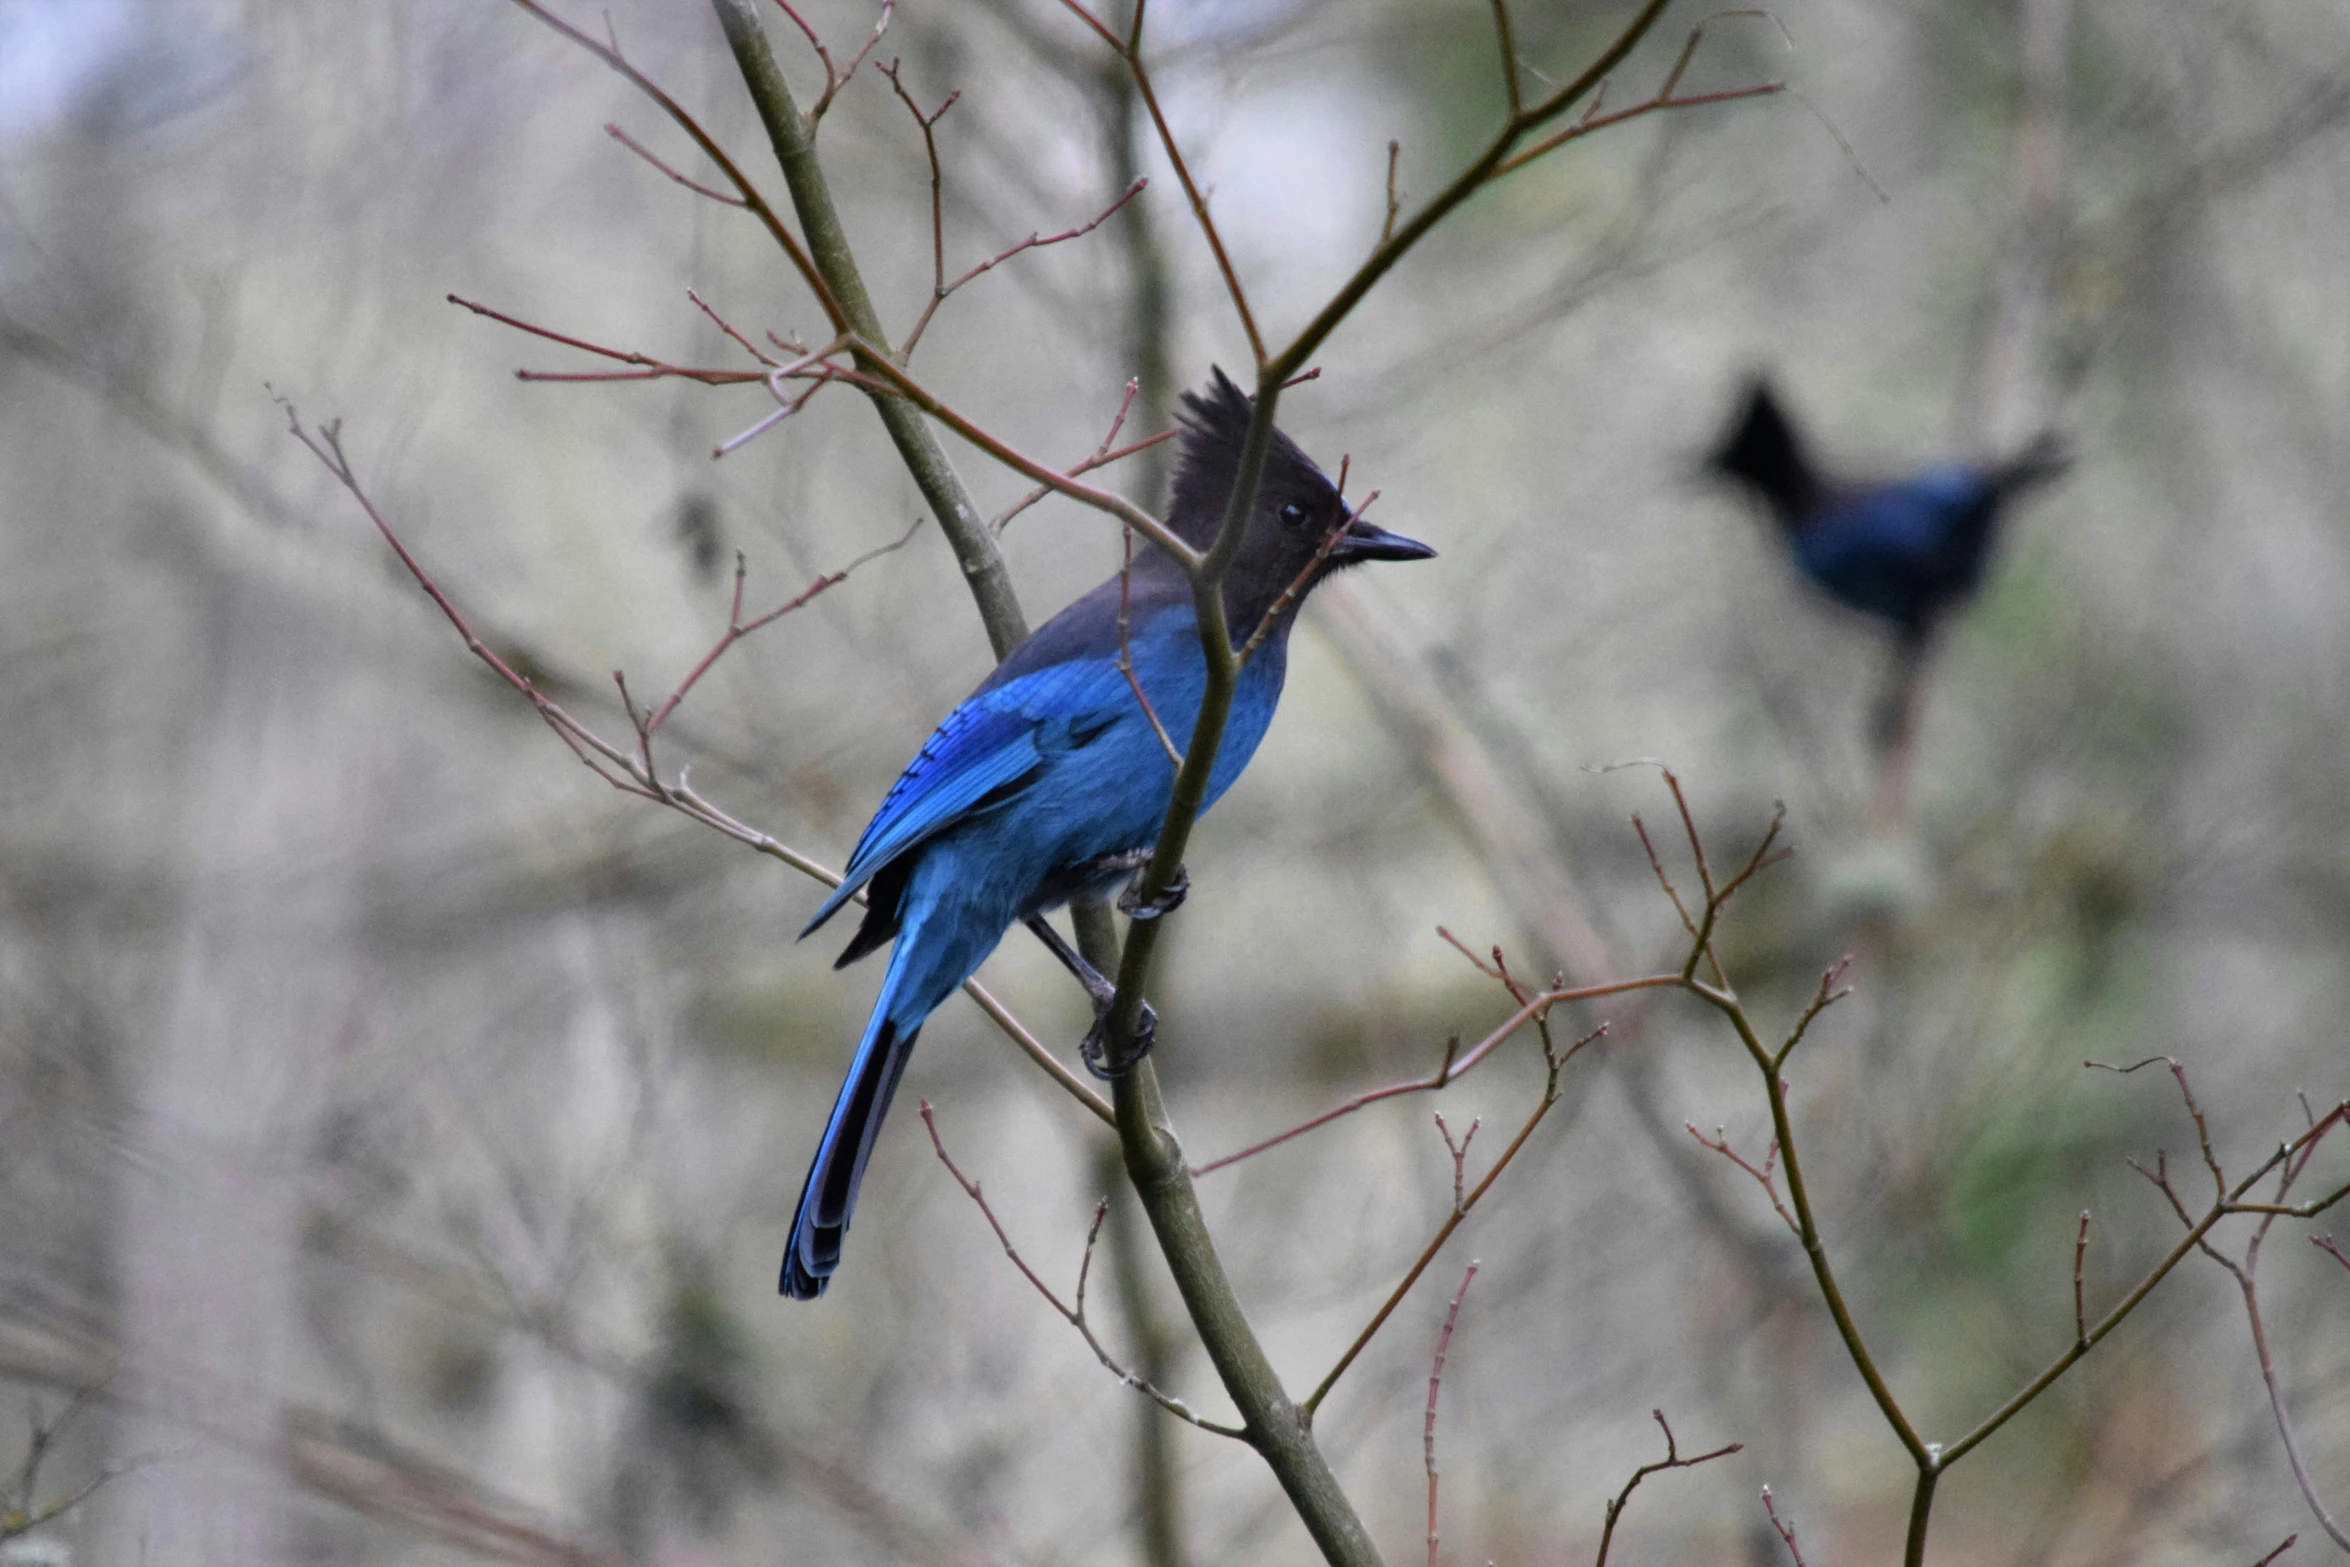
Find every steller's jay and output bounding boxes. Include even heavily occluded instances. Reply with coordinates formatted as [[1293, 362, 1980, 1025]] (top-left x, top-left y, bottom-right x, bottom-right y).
[[1708, 375, 2068, 752], [1709, 375, 2068, 647], [783, 369, 1435, 1299]]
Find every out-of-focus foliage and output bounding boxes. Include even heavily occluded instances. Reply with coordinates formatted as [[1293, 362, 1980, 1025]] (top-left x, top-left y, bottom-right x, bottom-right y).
[[0, 0, 2345, 1563]]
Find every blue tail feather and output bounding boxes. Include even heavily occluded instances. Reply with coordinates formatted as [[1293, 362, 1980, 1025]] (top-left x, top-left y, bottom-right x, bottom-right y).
[[781, 952, 927, 1300]]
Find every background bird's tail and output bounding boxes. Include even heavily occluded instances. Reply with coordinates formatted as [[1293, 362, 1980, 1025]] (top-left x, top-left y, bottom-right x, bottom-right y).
[[1989, 430, 2071, 499], [781, 944, 927, 1300]]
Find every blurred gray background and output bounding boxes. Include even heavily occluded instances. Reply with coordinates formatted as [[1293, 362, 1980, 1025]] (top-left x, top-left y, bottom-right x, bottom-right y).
[[2, 0, 2347, 1563]]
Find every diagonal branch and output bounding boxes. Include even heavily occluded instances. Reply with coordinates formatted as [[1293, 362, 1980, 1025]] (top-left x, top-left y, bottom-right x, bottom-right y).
[[921, 1103, 1243, 1437]]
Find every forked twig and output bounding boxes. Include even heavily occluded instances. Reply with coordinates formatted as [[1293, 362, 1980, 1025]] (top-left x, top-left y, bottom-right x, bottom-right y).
[[1686, 1124, 1799, 1237], [280, 399, 1115, 1128], [1593, 1410, 1743, 1567], [1762, 1486, 1808, 1566], [772, 0, 894, 125], [920, 1103, 1242, 1436], [1302, 1021, 1610, 1418], [1188, 959, 1676, 1177]]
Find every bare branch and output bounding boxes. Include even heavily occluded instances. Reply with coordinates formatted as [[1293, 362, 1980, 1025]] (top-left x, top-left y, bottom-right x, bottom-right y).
[[920, 1104, 1243, 1436], [1302, 1022, 1608, 1418], [1686, 1124, 1800, 1237], [281, 400, 1114, 1127], [1594, 1411, 1743, 1567], [1762, 1487, 1809, 1566], [605, 122, 749, 206], [1424, 1262, 1478, 1567]]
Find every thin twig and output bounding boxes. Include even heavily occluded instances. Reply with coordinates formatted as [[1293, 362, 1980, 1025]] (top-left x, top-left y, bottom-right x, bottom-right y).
[[1188, 974, 1675, 1176], [1762, 1487, 1808, 1566], [449, 293, 766, 386], [605, 123, 749, 206], [1116, 525, 1185, 767], [1236, 481, 1378, 665], [1593, 1411, 1743, 1567], [2073, 1210, 2092, 1350], [771, 0, 893, 124], [281, 400, 1115, 1128], [1060, 0, 1266, 362], [1382, 140, 1403, 245], [1424, 1262, 1478, 1567], [1686, 1124, 1800, 1237], [504, 0, 846, 326], [1302, 1023, 1609, 1418], [1434, 1112, 1481, 1216], [919, 1103, 1243, 1437]]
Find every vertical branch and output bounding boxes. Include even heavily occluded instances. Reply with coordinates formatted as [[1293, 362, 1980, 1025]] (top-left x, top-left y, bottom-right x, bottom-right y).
[[708, 0, 1030, 657], [1424, 1263, 1478, 1567]]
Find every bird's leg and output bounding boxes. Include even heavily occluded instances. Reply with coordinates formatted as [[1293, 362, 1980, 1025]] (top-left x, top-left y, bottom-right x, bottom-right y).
[[1116, 862, 1189, 921], [1021, 914, 1158, 1078]]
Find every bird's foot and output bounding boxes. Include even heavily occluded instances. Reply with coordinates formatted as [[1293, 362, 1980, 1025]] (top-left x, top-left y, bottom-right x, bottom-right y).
[[1082, 1000, 1158, 1080], [1118, 864, 1189, 921]]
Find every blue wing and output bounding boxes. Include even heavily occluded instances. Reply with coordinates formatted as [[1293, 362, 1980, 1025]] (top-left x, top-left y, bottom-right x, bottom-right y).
[[801, 699, 1047, 937], [801, 654, 1145, 938]]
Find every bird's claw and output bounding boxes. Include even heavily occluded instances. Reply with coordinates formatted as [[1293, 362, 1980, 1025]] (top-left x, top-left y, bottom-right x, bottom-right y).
[[1082, 1001, 1158, 1080], [1118, 864, 1189, 921]]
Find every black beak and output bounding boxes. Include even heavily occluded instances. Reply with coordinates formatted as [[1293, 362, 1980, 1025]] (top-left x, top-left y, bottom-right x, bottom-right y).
[[1328, 517, 1436, 564]]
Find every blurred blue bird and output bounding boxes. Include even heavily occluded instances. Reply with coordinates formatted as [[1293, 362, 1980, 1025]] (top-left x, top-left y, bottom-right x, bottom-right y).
[[1708, 376, 2067, 750], [783, 370, 1434, 1299], [1709, 376, 2068, 646]]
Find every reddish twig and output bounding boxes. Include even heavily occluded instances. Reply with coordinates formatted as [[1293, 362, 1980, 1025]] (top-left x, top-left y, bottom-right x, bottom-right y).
[[1302, 1021, 1609, 1418], [1686, 1124, 1799, 1237], [2073, 1209, 2092, 1350], [2120, 1070, 2350, 1550], [1188, 970, 1677, 1177], [686, 288, 780, 367], [919, 1103, 1241, 1436], [2316, 1235, 2350, 1274], [714, 339, 856, 456], [279, 399, 1114, 1128], [1116, 524, 1184, 768], [1381, 139, 1403, 245], [1236, 474, 1378, 666], [2253, 1536, 2299, 1567], [1762, 1486, 1808, 1566], [988, 378, 1176, 535], [1424, 1262, 1478, 1567], [605, 122, 748, 206], [1434, 1112, 1481, 1216], [1494, 12, 1788, 176], [1774, 957, 1852, 1072], [1056, 0, 1265, 364], [771, 0, 893, 125], [449, 294, 766, 386], [638, 517, 923, 747], [1593, 1411, 1743, 1567], [504, 0, 845, 328]]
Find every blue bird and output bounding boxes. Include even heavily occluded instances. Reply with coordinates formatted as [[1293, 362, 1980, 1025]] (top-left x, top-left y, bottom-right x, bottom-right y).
[[1708, 376, 2068, 645], [783, 369, 1435, 1299]]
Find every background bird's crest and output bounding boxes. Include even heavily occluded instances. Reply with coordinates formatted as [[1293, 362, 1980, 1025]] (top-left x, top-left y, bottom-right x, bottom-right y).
[[1710, 376, 1825, 525]]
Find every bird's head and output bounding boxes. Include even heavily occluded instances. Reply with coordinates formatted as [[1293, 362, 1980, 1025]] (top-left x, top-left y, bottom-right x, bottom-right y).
[[1168, 368, 1434, 615], [1707, 374, 1825, 526]]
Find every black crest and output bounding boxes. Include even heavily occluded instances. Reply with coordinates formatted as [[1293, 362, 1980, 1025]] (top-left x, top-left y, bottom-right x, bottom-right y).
[[1710, 376, 1824, 524], [1167, 367, 1332, 550]]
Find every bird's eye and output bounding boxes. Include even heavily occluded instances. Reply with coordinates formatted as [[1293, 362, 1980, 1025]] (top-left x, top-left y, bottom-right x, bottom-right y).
[[1279, 502, 1308, 527]]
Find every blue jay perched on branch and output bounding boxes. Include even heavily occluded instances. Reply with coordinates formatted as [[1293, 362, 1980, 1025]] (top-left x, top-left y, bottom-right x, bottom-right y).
[[784, 369, 1434, 1299], [1708, 375, 2067, 747]]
